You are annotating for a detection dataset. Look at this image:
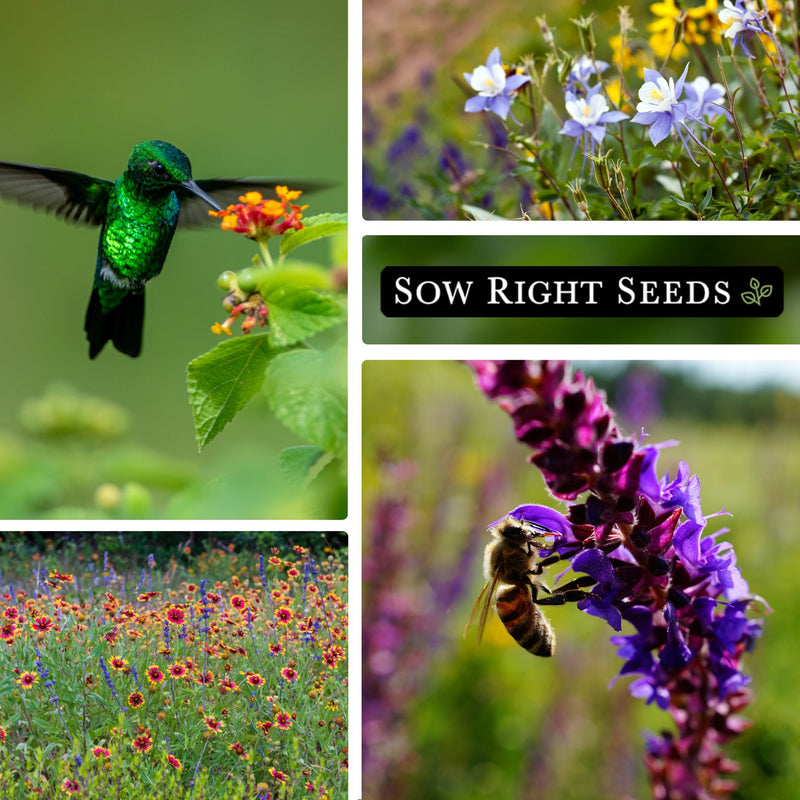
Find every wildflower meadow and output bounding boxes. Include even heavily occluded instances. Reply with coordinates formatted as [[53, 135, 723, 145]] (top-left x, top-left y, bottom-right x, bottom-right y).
[[363, 0, 800, 219], [0, 533, 348, 799]]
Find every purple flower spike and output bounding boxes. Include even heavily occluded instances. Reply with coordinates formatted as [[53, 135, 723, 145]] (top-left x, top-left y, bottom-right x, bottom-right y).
[[468, 360, 768, 799], [464, 47, 530, 122]]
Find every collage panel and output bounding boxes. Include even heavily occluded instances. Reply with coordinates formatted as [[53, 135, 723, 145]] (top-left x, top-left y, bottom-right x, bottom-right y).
[[364, 0, 795, 221], [0, 530, 348, 797], [0, 0, 347, 522], [365, 235, 795, 344], [363, 359, 798, 799]]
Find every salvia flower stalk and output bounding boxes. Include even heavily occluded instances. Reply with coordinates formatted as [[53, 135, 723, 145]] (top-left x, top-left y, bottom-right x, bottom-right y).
[[467, 359, 767, 799]]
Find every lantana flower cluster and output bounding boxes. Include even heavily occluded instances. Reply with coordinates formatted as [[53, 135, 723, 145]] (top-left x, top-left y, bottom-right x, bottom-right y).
[[208, 187, 306, 243], [208, 186, 307, 336], [468, 360, 766, 799]]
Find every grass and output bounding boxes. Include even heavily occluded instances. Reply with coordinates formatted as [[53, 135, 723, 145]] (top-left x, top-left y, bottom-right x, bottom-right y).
[[0, 536, 348, 799]]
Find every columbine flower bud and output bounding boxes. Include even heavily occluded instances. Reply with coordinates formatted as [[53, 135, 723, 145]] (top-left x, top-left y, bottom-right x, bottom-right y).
[[571, 15, 597, 55], [589, 150, 612, 190], [536, 15, 555, 48]]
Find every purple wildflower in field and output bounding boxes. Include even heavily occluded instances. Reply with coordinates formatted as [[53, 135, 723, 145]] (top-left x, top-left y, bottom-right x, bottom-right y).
[[463, 47, 530, 121], [467, 360, 767, 799], [560, 84, 628, 166], [719, 0, 779, 57]]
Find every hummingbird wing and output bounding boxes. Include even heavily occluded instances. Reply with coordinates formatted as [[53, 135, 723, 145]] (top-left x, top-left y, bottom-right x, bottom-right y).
[[177, 178, 332, 228], [0, 161, 113, 225]]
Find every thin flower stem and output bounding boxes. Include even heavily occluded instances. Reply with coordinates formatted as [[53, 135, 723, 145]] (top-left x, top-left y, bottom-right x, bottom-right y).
[[670, 159, 699, 216], [258, 240, 273, 268], [717, 56, 751, 197], [683, 125, 742, 216]]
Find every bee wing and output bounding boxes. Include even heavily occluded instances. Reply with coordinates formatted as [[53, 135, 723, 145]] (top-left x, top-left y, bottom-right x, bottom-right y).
[[464, 569, 503, 642]]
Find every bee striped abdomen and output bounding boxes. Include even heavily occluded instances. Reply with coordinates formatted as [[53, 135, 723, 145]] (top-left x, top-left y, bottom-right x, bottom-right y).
[[496, 584, 555, 657]]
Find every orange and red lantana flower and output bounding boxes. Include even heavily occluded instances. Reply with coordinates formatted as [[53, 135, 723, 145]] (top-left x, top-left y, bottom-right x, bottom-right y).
[[208, 187, 307, 241]]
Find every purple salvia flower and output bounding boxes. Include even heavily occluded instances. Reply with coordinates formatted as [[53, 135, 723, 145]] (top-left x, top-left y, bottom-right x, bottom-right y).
[[468, 360, 767, 798], [463, 47, 530, 122], [572, 549, 623, 631]]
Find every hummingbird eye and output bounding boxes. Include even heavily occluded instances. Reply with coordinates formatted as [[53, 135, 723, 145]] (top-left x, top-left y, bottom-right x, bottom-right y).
[[149, 161, 168, 179]]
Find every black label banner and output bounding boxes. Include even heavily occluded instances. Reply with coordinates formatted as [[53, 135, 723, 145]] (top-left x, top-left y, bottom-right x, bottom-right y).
[[380, 266, 783, 318]]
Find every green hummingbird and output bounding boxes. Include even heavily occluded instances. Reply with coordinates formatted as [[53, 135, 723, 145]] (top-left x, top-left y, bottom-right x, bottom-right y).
[[0, 140, 310, 358]]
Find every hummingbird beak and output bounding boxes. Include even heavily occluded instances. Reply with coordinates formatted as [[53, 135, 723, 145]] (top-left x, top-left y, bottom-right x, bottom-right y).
[[181, 179, 223, 211]]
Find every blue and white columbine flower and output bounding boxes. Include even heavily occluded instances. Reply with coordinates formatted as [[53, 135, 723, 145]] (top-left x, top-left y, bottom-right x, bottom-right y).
[[559, 84, 628, 164], [718, 0, 777, 57], [464, 47, 530, 121], [566, 54, 610, 95], [683, 76, 730, 122], [631, 63, 690, 145], [630, 63, 709, 162]]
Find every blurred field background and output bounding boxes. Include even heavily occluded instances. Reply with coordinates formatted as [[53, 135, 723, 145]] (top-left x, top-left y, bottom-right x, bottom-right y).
[[0, 0, 346, 519], [363, 360, 800, 800], [364, 238, 800, 345]]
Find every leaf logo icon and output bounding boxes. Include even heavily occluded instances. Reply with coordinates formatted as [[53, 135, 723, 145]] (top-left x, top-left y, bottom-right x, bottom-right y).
[[741, 278, 773, 306]]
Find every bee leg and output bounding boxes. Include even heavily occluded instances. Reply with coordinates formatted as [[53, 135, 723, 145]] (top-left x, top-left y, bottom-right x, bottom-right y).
[[534, 575, 598, 605], [529, 547, 583, 575]]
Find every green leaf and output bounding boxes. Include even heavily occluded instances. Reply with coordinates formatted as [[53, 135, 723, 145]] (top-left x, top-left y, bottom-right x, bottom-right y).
[[279, 445, 334, 486], [280, 212, 347, 256], [263, 285, 346, 348], [264, 347, 346, 457], [670, 195, 698, 213], [187, 334, 273, 451], [769, 117, 798, 137]]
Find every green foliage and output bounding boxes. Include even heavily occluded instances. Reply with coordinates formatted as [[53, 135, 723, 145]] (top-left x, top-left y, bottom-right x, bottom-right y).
[[280, 213, 347, 257], [188, 214, 347, 494], [187, 334, 274, 450]]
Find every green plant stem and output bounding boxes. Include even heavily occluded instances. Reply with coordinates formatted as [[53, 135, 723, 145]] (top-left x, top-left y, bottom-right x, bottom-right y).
[[684, 126, 741, 217], [718, 57, 751, 198], [257, 241, 273, 268], [670, 159, 699, 217]]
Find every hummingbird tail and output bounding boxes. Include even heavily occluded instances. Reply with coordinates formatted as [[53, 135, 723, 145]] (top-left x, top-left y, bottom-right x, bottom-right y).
[[84, 288, 144, 358]]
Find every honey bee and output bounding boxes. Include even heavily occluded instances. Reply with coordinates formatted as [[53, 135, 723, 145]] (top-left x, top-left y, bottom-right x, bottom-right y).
[[466, 515, 595, 657]]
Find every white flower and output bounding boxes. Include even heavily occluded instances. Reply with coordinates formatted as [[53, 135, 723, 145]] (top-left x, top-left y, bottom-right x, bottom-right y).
[[565, 93, 610, 128], [636, 75, 680, 114], [718, 0, 766, 40], [468, 63, 507, 97]]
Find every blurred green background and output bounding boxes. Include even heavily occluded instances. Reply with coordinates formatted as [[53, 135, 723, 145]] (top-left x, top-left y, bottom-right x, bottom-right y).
[[0, 0, 346, 519], [363, 360, 800, 800], [364, 237, 800, 343]]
